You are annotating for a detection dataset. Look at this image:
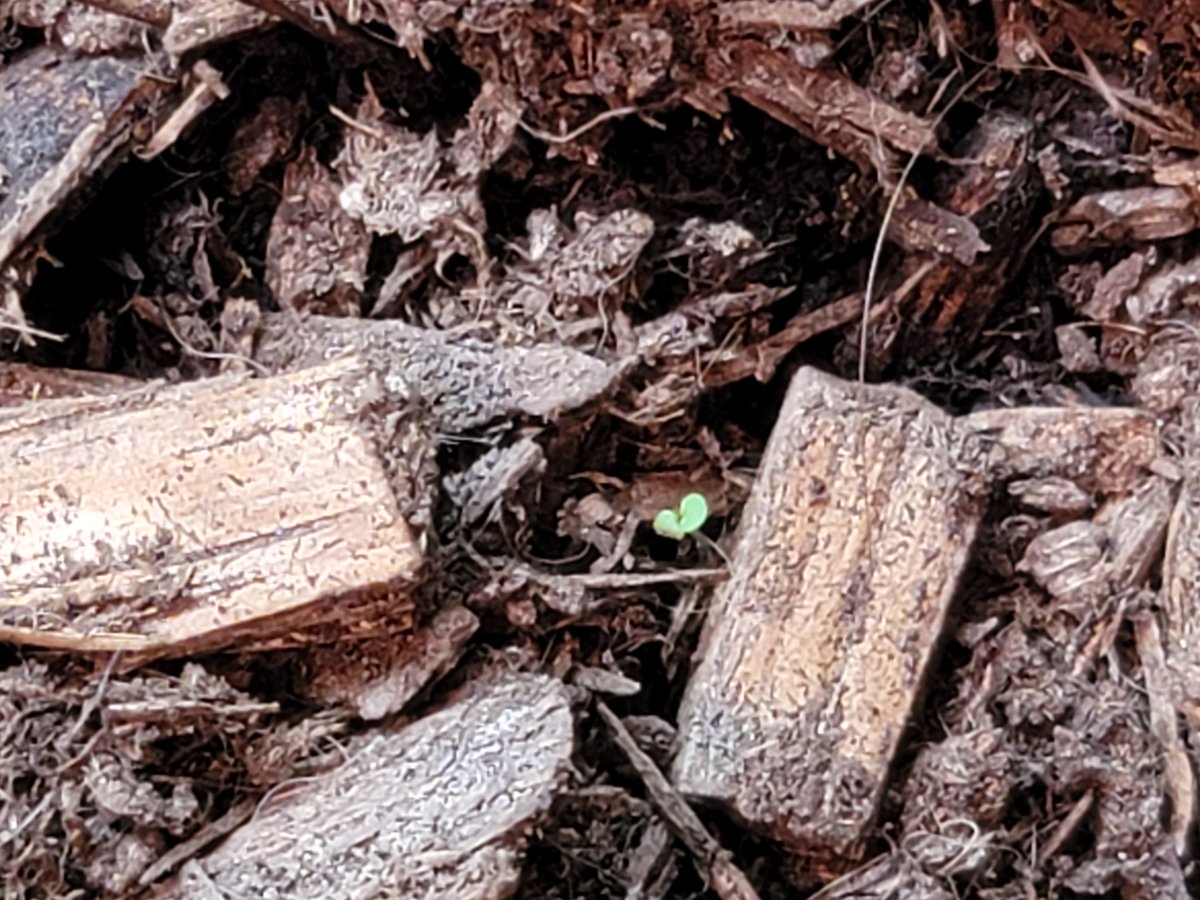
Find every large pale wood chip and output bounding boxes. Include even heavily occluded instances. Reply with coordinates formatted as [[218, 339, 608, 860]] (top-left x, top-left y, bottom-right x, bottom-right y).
[[672, 367, 988, 861], [0, 355, 422, 658], [672, 369, 1160, 865], [155, 673, 573, 900]]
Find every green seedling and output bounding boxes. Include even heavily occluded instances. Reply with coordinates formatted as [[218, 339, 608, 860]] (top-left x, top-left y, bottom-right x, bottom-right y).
[[653, 492, 709, 540]]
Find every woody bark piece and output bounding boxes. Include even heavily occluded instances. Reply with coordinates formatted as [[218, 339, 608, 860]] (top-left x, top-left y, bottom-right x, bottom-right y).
[[1050, 186, 1199, 250], [885, 112, 1036, 365], [672, 367, 988, 863], [0, 47, 164, 270], [963, 405, 1159, 494], [306, 605, 479, 720], [163, 0, 274, 58], [0, 356, 423, 659], [1161, 466, 1200, 724], [715, 42, 935, 166], [711, 43, 986, 267], [1018, 476, 1174, 605], [155, 673, 573, 900], [717, 0, 875, 31], [255, 313, 620, 432]]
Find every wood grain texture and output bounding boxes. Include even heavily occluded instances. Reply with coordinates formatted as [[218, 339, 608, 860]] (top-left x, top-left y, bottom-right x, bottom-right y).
[[0, 355, 421, 657], [0, 47, 159, 269], [672, 367, 987, 860], [155, 673, 573, 900], [1161, 463, 1200, 723], [255, 312, 621, 432]]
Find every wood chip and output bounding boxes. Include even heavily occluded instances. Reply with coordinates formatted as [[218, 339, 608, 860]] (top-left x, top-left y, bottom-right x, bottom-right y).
[[1050, 186, 1199, 250], [598, 702, 760, 900], [1161, 464, 1200, 724], [716, 42, 935, 165], [136, 61, 230, 161], [306, 605, 479, 720], [163, 0, 273, 58], [1133, 613, 1195, 857], [1017, 477, 1174, 605], [0, 47, 164, 271], [711, 43, 993, 270], [152, 673, 573, 899], [886, 112, 1036, 362], [672, 368, 1160, 864], [0, 362, 138, 406], [1007, 475, 1094, 516], [716, 0, 875, 31], [673, 367, 988, 862], [255, 313, 621, 432], [0, 355, 423, 659], [963, 404, 1159, 494]]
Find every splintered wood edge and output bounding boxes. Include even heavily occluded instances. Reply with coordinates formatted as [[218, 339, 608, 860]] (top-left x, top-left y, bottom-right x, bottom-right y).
[[155, 674, 573, 900], [0, 356, 422, 657], [672, 367, 985, 858]]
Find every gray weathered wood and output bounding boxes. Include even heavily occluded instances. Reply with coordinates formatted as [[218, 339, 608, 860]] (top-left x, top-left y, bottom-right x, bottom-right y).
[[255, 313, 621, 432], [154, 673, 573, 899], [672, 367, 1159, 864], [0, 48, 162, 270]]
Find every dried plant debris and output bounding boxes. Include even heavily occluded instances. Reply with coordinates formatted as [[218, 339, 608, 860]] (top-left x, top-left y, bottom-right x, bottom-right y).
[[521, 787, 675, 900], [444, 206, 655, 346], [266, 147, 370, 316], [0, 659, 281, 897], [334, 79, 520, 271]]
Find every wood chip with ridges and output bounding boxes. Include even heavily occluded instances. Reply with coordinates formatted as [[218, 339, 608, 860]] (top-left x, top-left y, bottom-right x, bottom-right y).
[[153, 673, 573, 899], [0, 355, 422, 659], [672, 367, 988, 862]]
